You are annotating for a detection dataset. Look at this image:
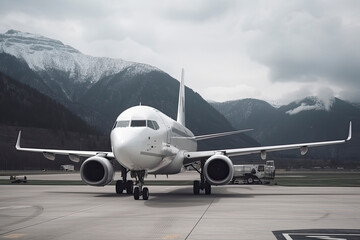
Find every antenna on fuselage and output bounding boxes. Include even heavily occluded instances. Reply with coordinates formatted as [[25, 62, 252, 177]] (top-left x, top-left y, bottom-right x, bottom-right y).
[[176, 68, 186, 126]]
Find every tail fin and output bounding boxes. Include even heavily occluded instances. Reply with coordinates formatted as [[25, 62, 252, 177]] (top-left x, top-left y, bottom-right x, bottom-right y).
[[177, 68, 185, 126]]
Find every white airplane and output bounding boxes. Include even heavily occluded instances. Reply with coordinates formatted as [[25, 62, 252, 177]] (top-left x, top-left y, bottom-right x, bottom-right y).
[[16, 69, 352, 200]]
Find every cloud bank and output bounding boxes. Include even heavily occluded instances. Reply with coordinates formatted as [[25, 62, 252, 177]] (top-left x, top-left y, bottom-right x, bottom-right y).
[[0, 0, 359, 104]]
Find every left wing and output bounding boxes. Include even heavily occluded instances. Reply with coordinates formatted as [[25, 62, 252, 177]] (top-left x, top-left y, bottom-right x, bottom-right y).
[[184, 122, 352, 164], [15, 131, 114, 161]]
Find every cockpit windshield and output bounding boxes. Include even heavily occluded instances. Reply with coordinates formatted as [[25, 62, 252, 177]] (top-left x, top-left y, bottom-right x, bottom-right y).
[[116, 120, 130, 128], [113, 120, 159, 130], [131, 120, 146, 127]]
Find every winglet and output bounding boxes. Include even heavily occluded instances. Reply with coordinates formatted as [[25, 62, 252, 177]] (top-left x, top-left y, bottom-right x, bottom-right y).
[[16, 131, 22, 150], [346, 121, 352, 141]]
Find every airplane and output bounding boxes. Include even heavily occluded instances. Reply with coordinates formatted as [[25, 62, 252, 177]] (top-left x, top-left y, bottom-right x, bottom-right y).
[[16, 69, 352, 200]]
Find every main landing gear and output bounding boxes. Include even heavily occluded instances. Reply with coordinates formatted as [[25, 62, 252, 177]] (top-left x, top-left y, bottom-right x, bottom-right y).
[[115, 165, 134, 195], [191, 160, 211, 195]]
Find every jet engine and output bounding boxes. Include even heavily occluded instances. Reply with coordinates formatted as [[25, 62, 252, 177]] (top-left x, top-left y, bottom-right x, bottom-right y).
[[204, 154, 234, 185], [80, 155, 114, 186]]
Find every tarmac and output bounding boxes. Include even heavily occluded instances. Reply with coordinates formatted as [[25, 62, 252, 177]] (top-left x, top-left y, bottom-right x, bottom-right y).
[[0, 173, 359, 240]]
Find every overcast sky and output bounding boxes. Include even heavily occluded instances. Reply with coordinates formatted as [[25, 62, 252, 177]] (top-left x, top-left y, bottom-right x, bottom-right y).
[[1, 0, 359, 104]]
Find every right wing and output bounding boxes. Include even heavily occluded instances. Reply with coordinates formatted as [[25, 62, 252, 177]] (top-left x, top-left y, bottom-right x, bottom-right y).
[[183, 122, 352, 164], [15, 131, 114, 161], [193, 129, 253, 141], [171, 129, 253, 141]]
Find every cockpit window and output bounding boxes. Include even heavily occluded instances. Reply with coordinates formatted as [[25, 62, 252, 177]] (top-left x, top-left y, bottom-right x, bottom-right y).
[[116, 120, 130, 128], [147, 120, 160, 130], [131, 120, 146, 127], [147, 120, 155, 129], [114, 120, 159, 129], [153, 121, 159, 130]]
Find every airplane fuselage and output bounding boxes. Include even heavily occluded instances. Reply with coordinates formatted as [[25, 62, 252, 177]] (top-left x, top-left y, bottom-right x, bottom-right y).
[[110, 105, 197, 174]]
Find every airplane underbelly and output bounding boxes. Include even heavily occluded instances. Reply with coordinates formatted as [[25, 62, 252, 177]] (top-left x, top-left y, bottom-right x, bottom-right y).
[[115, 146, 163, 171]]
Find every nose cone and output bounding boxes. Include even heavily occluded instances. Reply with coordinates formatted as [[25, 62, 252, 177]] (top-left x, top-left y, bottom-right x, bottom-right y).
[[111, 128, 142, 170]]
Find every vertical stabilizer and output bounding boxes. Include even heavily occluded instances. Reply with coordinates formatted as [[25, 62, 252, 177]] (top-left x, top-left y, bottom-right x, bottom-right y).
[[177, 68, 186, 126]]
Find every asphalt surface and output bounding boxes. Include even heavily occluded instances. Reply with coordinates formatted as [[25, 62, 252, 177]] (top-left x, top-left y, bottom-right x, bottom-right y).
[[1, 177, 359, 240]]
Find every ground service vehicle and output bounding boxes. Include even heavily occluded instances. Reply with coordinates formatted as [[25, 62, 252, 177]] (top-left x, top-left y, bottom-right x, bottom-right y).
[[232, 160, 275, 184]]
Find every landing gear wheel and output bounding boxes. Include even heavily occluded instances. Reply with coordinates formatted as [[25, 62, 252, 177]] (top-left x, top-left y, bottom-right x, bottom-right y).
[[204, 182, 211, 195], [247, 177, 254, 184], [142, 187, 149, 200], [193, 180, 200, 195], [126, 180, 134, 194], [116, 180, 124, 194], [134, 187, 140, 200]]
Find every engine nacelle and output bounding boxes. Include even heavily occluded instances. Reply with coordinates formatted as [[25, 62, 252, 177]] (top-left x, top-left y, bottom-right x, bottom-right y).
[[80, 156, 114, 186], [204, 154, 234, 185]]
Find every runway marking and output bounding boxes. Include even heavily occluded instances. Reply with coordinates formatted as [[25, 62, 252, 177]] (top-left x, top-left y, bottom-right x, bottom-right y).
[[2, 234, 25, 239], [307, 236, 347, 240], [282, 233, 359, 240], [274, 230, 360, 240]]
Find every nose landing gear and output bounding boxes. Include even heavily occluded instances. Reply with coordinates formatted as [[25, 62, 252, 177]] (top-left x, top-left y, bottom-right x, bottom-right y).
[[132, 170, 149, 200], [115, 167, 149, 200]]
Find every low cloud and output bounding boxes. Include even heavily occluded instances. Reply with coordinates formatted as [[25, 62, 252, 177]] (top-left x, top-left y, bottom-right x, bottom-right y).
[[316, 87, 335, 111], [286, 102, 323, 115], [286, 87, 335, 115], [1, 1, 359, 103]]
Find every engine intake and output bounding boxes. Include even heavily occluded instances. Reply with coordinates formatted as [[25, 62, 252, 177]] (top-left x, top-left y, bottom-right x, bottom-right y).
[[80, 156, 114, 186], [204, 154, 234, 185]]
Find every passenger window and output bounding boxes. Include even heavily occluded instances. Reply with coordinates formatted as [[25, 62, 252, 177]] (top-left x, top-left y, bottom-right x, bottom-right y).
[[116, 121, 130, 128], [131, 120, 146, 127]]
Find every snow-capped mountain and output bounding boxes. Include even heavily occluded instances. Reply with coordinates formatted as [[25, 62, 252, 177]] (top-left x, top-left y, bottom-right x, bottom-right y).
[[0, 29, 258, 153], [0, 30, 157, 84], [0, 29, 164, 128]]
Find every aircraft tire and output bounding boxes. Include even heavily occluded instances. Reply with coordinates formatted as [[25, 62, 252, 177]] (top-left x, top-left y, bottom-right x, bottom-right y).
[[143, 187, 149, 200], [193, 180, 200, 195], [247, 177, 254, 184], [205, 182, 211, 195], [134, 187, 140, 200], [116, 180, 124, 194], [126, 180, 134, 194]]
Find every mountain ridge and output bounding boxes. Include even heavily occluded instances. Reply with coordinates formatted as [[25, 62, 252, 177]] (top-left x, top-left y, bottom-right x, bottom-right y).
[[0, 29, 158, 85], [0, 29, 258, 153], [210, 97, 360, 163]]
